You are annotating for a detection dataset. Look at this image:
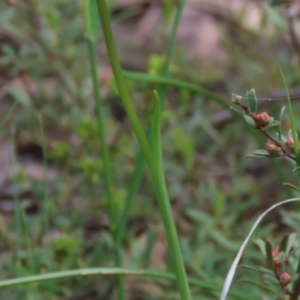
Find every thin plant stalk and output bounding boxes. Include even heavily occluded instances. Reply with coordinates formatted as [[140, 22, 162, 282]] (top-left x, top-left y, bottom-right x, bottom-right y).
[[11, 130, 36, 299], [84, 1, 125, 299], [95, 1, 192, 299], [0, 99, 18, 131], [38, 115, 56, 294], [116, 0, 185, 244], [95, 2, 152, 164], [38, 115, 49, 235]]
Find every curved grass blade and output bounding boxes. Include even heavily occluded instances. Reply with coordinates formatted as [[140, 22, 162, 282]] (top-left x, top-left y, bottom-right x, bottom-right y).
[[0, 267, 253, 300]]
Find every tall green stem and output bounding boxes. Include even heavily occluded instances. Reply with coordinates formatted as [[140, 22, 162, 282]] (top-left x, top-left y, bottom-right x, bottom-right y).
[[95, 1, 152, 165], [95, 1, 192, 299], [116, 0, 185, 244], [84, 1, 125, 299]]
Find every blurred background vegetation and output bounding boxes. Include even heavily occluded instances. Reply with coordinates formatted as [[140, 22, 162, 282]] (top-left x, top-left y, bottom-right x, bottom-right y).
[[1, 0, 300, 299]]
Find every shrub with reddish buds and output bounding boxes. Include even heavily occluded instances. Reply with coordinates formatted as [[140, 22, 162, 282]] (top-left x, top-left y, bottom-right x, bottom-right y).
[[280, 272, 291, 287], [256, 112, 270, 127]]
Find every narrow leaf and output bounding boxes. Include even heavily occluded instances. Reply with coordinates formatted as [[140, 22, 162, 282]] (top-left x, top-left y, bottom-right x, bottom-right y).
[[244, 115, 255, 127], [280, 235, 289, 253], [278, 106, 286, 141], [286, 233, 297, 255], [265, 240, 274, 268], [296, 257, 300, 274], [237, 278, 276, 292], [282, 182, 300, 191], [270, 0, 294, 6], [245, 88, 257, 113], [229, 106, 244, 114], [282, 156, 297, 165], [246, 150, 280, 159], [254, 239, 267, 256], [238, 265, 274, 276], [263, 119, 280, 130]]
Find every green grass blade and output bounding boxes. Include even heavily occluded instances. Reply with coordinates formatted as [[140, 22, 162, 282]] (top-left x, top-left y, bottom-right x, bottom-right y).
[[95, 0, 152, 166], [280, 68, 300, 186], [95, 1, 192, 299], [150, 91, 192, 299], [84, 0, 117, 230], [116, 0, 184, 245], [84, 1, 125, 299], [11, 129, 37, 298], [123, 71, 229, 109], [116, 153, 145, 244], [151, 91, 162, 163], [0, 99, 18, 131], [38, 115, 49, 235], [0, 267, 252, 300], [158, 0, 185, 104]]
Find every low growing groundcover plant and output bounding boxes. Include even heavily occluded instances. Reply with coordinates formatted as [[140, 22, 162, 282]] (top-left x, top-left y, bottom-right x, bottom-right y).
[[1, 0, 300, 299]]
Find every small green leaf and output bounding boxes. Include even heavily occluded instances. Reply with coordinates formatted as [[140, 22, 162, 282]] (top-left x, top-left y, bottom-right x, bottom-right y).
[[278, 133, 288, 143], [237, 278, 275, 292], [270, 0, 293, 6], [6, 84, 31, 107], [239, 265, 274, 276], [254, 239, 267, 256], [282, 156, 297, 165], [245, 88, 257, 113], [295, 257, 300, 274], [286, 233, 297, 255], [278, 106, 286, 141], [246, 150, 280, 159], [263, 119, 280, 130], [229, 106, 244, 114], [283, 182, 300, 191], [244, 115, 255, 127], [265, 240, 273, 268], [279, 235, 289, 253]]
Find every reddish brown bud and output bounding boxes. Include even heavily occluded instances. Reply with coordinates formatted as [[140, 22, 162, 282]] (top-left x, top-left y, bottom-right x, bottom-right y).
[[266, 142, 281, 155], [256, 112, 270, 127], [272, 245, 280, 258], [280, 272, 291, 287], [273, 259, 282, 270], [286, 137, 294, 150], [286, 137, 299, 153]]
